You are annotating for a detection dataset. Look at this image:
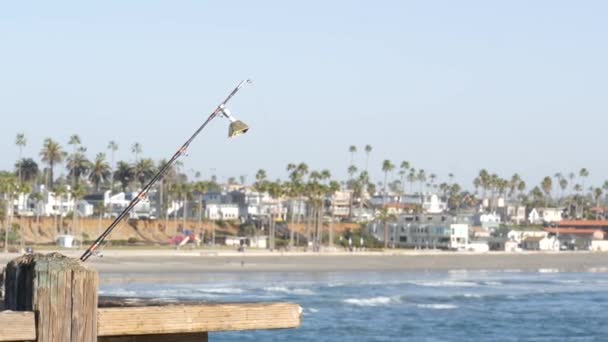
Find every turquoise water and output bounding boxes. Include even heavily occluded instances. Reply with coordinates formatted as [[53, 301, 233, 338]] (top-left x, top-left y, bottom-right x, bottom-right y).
[[100, 269, 608, 341]]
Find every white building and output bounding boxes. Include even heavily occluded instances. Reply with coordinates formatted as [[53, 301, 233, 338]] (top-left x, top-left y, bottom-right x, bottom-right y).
[[329, 190, 351, 218], [506, 205, 526, 224], [528, 208, 563, 224], [205, 203, 239, 220], [449, 223, 469, 250], [507, 230, 548, 244], [422, 194, 447, 214]]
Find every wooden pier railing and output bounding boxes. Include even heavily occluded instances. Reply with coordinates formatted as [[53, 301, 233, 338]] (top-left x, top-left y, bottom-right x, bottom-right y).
[[0, 253, 301, 342]]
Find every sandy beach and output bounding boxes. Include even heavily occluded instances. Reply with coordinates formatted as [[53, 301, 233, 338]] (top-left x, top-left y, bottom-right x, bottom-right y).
[[3, 250, 608, 280]]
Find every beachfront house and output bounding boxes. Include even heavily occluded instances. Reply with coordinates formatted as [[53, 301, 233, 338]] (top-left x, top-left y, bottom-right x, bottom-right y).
[[507, 230, 548, 244], [422, 194, 447, 214], [545, 227, 605, 250], [328, 190, 351, 218], [205, 203, 240, 220], [528, 208, 563, 224], [371, 214, 471, 250], [473, 212, 501, 230], [503, 205, 526, 224]]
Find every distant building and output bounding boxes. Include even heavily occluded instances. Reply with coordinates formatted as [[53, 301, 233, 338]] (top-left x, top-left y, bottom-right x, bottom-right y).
[[521, 236, 558, 251], [557, 220, 608, 232], [370, 214, 470, 249], [328, 191, 351, 218], [505, 205, 526, 224], [473, 212, 501, 230], [545, 227, 605, 250], [507, 230, 548, 244], [205, 203, 239, 220], [528, 208, 563, 224]]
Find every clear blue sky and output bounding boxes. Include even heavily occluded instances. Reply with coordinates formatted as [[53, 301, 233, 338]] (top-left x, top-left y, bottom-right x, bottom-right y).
[[1, 1, 607, 189]]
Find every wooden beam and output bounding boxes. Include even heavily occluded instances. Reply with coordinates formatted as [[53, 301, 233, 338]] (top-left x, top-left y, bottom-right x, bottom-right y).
[[98, 332, 207, 342], [0, 311, 36, 341], [4, 253, 98, 342], [98, 303, 302, 336]]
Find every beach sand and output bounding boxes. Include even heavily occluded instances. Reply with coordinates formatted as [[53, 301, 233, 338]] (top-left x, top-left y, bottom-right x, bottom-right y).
[[3, 250, 608, 278]]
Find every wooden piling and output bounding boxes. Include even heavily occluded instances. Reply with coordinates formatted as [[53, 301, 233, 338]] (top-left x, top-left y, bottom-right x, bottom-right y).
[[4, 253, 98, 342], [1, 253, 301, 341]]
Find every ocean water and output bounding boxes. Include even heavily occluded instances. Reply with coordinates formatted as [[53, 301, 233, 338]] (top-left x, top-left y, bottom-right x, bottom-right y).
[[100, 269, 608, 341]]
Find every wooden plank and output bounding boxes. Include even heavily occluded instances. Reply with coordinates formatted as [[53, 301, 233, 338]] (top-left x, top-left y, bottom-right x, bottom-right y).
[[4, 253, 98, 342], [0, 311, 36, 341], [98, 332, 207, 342], [98, 303, 302, 336]]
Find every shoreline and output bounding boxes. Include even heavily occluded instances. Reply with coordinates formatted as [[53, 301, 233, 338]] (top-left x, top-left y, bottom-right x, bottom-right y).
[[3, 250, 607, 276]]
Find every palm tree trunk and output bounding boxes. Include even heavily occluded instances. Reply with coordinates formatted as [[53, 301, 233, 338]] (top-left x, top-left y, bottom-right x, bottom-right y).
[[182, 194, 187, 232], [3, 201, 9, 252], [35, 206, 40, 245], [384, 220, 388, 249], [329, 218, 333, 247], [198, 194, 203, 238]]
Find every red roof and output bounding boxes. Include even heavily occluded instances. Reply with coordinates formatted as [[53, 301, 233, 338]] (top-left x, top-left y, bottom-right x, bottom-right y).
[[557, 220, 608, 227], [545, 227, 604, 236]]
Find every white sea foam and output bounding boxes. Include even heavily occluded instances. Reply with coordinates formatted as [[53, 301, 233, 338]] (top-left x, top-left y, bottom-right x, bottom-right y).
[[462, 293, 482, 298], [483, 281, 503, 286], [538, 268, 559, 273], [196, 287, 245, 294], [417, 304, 458, 310], [308, 308, 319, 313], [99, 289, 138, 297], [264, 286, 315, 296], [343, 296, 400, 307], [412, 281, 479, 287]]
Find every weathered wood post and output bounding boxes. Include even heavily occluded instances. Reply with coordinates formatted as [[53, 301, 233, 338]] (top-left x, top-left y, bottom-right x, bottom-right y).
[[4, 252, 98, 341]]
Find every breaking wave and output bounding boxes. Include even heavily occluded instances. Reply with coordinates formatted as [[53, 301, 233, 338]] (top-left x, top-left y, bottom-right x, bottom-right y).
[[263, 286, 316, 296], [417, 304, 458, 310], [343, 296, 401, 307]]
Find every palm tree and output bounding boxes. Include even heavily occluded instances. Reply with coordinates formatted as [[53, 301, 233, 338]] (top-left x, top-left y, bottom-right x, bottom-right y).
[[579, 168, 589, 196], [68, 135, 81, 186], [377, 207, 396, 249], [70, 182, 87, 239], [40, 138, 66, 189], [509, 173, 521, 202], [107, 141, 119, 192], [89, 153, 111, 191], [54, 185, 68, 234], [15, 158, 39, 184], [0, 173, 18, 252], [399, 161, 410, 202], [131, 143, 142, 162], [266, 180, 285, 250], [114, 161, 134, 192], [15, 133, 26, 183], [326, 179, 340, 246], [364, 145, 372, 172], [348, 145, 357, 166], [381, 160, 395, 204], [134, 158, 155, 188], [407, 169, 417, 195], [254, 169, 268, 192], [347, 165, 358, 219], [417, 169, 427, 197], [193, 181, 210, 234], [541, 176, 553, 208], [29, 191, 44, 244], [559, 178, 568, 206], [593, 188, 603, 220], [66, 148, 91, 184]]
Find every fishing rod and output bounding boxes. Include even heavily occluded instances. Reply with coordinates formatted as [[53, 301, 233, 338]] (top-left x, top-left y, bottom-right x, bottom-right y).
[[80, 79, 253, 262]]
